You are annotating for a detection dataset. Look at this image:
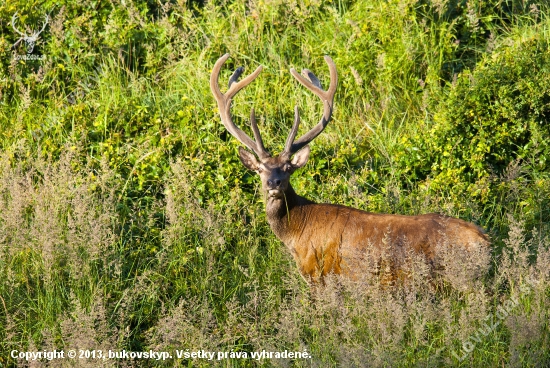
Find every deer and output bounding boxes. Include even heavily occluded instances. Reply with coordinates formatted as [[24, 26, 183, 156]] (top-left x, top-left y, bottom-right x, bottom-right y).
[[210, 53, 490, 284], [11, 12, 49, 54]]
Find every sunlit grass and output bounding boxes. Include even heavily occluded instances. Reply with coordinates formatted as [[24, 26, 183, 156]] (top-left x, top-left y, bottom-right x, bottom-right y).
[[0, 0, 549, 366]]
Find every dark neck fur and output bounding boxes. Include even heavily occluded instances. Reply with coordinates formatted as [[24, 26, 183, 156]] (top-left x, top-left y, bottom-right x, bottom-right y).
[[265, 184, 313, 243]]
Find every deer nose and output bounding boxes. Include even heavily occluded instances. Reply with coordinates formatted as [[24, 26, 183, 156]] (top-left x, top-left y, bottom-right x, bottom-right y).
[[267, 179, 281, 188]]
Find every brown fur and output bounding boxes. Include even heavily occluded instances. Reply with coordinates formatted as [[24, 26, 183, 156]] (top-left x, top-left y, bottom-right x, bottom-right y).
[[266, 182, 489, 282]]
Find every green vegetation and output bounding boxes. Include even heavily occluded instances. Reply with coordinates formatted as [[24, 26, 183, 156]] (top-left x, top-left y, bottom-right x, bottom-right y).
[[1, 0, 549, 366]]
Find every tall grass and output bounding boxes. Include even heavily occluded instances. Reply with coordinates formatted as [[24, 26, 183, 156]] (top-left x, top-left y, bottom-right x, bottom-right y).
[[0, 0, 549, 366]]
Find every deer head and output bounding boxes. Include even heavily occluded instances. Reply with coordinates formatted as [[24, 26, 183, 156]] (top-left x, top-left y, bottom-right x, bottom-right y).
[[11, 12, 49, 54], [210, 54, 337, 198]]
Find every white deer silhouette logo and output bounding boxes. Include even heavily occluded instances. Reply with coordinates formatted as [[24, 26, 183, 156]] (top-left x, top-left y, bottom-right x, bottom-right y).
[[11, 12, 49, 54]]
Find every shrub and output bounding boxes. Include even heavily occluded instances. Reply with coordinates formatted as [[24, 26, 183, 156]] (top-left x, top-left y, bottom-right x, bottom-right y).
[[400, 26, 550, 202]]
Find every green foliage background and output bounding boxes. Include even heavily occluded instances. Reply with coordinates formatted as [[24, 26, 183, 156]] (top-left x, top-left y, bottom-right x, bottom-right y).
[[0, 0, 550, 366]]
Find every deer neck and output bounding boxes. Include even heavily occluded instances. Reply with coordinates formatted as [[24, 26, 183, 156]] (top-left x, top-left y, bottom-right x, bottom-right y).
[[265, 184, 313, 245]]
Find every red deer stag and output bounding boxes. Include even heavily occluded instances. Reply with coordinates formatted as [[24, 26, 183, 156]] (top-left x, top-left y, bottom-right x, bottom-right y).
[[210, 54, 490, 283]]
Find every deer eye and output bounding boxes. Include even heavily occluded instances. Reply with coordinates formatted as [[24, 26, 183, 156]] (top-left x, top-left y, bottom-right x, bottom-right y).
[[257, 166, 263, 173]]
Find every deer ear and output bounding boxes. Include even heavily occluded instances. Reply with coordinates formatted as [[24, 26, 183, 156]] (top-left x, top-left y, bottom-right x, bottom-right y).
[[238, 147, 260, 172], [291, 145, 310, 169]]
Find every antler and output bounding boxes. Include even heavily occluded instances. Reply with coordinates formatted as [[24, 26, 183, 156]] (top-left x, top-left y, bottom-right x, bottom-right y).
[[210, 54, 270, 160], [11, 13, 26, 37], [282, 56, 338, 158], [34, 14, 49, 37]]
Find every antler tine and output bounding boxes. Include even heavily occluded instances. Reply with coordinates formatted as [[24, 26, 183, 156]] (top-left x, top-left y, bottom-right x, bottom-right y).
[[284, 55, 338, 155], [38, 14, 49, 35], [210, 54, 270, 159], [250, 108, 268, 154], [282, 106, 301, 159], [11, 13, 26, 37]]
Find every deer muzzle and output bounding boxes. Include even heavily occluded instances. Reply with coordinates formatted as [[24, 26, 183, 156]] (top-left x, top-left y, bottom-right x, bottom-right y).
[[268, 189, 283, 198]]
